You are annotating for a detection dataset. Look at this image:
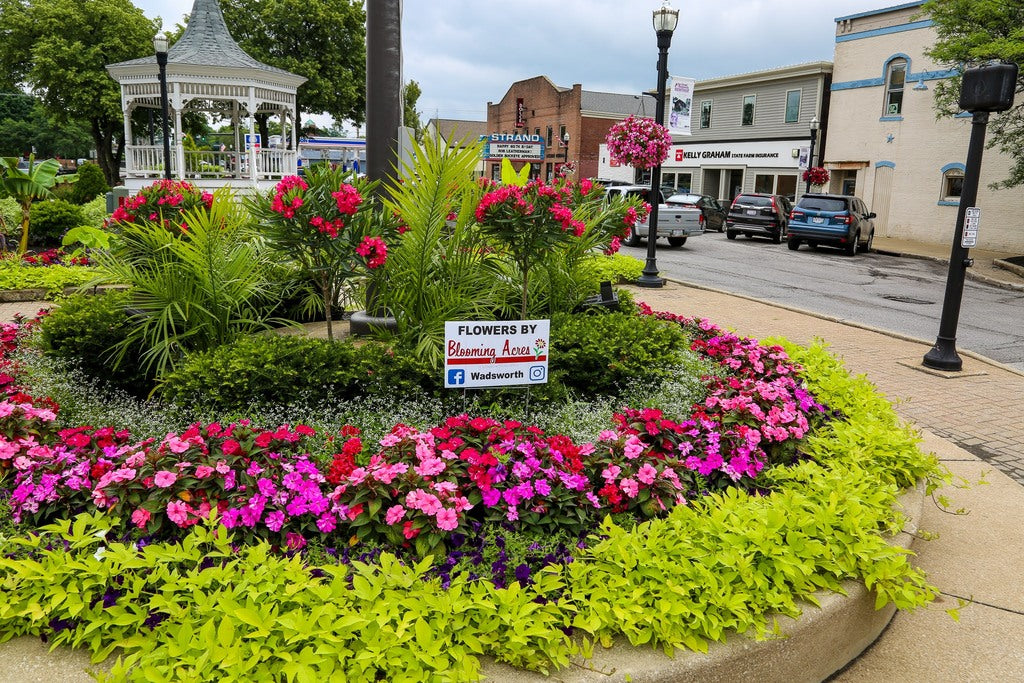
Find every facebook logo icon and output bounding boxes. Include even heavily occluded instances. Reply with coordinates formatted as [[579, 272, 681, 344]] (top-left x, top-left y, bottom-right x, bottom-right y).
[[447, 369, 466, 385]]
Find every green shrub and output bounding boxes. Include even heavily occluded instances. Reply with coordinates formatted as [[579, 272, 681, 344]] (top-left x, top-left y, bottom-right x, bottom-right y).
[[70, 161, 109, 205], [79, 195, 109, 228], [577, 252, 645, 287], [0, 196, 20, 245], [38, 289, 153, 392], [549, 310, 689, 395], [28, 198, 85, 247], [159, 333, 438, 411]]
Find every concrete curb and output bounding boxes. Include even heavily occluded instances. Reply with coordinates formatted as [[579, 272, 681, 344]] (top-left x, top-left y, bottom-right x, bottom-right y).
[[662, 277, 1024, 379], [994, 257, 1024, 278], [481, 484, 925, 682]]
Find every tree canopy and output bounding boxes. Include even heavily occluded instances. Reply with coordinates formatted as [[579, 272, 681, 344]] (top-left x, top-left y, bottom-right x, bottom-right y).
[[220, 0, 367, 127], [923, 0, 1024, 188], [0, 0, 156, 186], [403, 80, 423, 143]]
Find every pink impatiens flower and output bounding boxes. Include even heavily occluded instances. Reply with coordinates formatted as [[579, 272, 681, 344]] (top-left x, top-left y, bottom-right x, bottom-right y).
[[153, 470, 177, 487], [435, 508, 458, 531]]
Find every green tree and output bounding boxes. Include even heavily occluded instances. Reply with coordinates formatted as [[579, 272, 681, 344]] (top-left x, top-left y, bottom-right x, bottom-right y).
[[0, 0, 156, 187], [220, 0, 366, 134], [403, 80, 424, 143], [923, 0, 1024, 188], [0, 155, 62, 253]]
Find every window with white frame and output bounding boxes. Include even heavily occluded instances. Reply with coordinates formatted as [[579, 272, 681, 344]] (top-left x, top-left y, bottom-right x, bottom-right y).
[[785, 90, 801, 123], [700, 100, 712, 128], [942, 167, 964, 202], [885, 58, 907, 116], [742, 95, 755, 126]]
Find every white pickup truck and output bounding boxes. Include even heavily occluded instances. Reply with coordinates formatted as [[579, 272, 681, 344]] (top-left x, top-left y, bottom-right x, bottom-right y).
[[603, 185, 704, 247]]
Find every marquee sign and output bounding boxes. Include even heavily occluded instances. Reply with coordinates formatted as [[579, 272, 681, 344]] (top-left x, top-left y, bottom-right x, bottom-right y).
[[481, 134, 546, 162]]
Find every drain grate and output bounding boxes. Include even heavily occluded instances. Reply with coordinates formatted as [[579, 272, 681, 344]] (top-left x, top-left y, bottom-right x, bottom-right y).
[[883, 294, 935, 305]]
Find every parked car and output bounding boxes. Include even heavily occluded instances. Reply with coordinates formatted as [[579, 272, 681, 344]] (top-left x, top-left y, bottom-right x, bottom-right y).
[[787, 193, 876, 256], [725, 193, 792, 243], [666, 193, 727, 232], [602, 185, 704, 247]]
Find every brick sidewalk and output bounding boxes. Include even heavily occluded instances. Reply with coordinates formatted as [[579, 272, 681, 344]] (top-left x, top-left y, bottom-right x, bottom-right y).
[[627, 281, 1024, 484]]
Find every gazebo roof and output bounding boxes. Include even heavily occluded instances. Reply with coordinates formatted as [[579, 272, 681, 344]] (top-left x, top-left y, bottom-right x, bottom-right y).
[[107, 0, 304, 86]]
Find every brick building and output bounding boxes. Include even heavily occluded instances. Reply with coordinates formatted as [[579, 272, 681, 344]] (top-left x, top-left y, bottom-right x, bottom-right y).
[[486, 76, 656, 182]]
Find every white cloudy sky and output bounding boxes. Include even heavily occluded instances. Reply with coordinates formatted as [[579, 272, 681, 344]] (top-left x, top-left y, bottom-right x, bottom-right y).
[[134, 0, 891, 123]]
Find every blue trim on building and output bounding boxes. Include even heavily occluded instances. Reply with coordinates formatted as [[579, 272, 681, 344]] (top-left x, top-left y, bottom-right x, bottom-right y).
[[940, 162, 966, 173], [879, 116, 903, 122], [937, 200, 960, 206], [833, 68, 959, 91], [835, 20, 934, 43], [835, 2, 924, 23], [876, 160, 896, 169]]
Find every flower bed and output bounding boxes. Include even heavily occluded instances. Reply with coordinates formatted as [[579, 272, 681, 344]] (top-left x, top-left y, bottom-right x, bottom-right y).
[[0, 310, 943, 681]]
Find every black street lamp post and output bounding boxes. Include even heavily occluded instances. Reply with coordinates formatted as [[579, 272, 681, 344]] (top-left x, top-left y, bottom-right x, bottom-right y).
[[637, 2, 679, 289], [923, 62, 1018, 371], [153, 33, 172, 180], [804, 115, 819, 194]]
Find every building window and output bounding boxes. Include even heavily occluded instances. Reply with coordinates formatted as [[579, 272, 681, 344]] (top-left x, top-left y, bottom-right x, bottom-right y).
[[558, 125, 566, 143], [700, 100, 712, 128], [754, 174, 774, 194], [885, 58, 907, 116], [941, 166, 965, 203], [742, 95, 755, 126], [785, 90, 801, 123], [546, 126, 552, 146]]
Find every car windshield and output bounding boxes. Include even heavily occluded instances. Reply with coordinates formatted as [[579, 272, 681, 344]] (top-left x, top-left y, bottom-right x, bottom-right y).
[[799, 197, 848, 212], [734, 195, 772, 208]]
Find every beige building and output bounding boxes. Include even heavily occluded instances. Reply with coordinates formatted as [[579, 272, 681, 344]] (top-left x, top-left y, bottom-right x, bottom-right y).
[[825, 1, 1022, 252]]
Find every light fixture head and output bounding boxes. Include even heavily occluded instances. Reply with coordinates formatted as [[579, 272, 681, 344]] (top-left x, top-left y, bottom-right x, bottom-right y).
[[810, 115, 820, 131], [153, 32, 169, 55], [652, 2, 679, 34]]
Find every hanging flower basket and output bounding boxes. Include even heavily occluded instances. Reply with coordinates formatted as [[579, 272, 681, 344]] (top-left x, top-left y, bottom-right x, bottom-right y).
[[605, 115, 672, 170], [802, 166, 830, 187]]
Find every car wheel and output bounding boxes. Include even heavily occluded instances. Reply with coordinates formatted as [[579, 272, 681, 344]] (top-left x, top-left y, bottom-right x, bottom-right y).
[[667, 236, 687, 247], [623, 224, 641, 247], [726, 230, 737, 240], [845, 231, 860, 256], [771, 230, 782, 244], [787, 237, 800, 251], [865, 229, 874, 252]]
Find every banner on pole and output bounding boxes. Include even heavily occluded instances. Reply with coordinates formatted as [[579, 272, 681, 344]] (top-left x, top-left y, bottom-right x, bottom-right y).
[[667, 76, 695, 136]]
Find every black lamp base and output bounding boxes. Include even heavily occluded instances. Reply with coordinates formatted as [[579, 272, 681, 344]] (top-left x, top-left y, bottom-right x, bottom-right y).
[[922, 337, 963, 371]]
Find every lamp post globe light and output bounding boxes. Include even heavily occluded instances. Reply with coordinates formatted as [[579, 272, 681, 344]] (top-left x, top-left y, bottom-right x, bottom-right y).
[[804, 115, 819, 194], [637, 1, 679, 289], [562, 131, 570, 168], [153, 32, 172, 181]]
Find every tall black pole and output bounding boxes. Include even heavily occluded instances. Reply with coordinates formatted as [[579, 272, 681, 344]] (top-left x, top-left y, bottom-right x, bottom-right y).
[[804, 128, 817, 194], [157, 49, 172, 180], [637, 28, 673, 289], [366, 0, 401, 195], [922, 111, 989, 371]]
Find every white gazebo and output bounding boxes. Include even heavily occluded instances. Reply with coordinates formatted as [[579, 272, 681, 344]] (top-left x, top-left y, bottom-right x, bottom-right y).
[[106, 0, 307, 192]]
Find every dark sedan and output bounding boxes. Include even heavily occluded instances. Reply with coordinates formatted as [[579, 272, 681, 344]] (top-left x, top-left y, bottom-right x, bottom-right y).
[[725, 193, 792, 244], [666, 193, 727, 232]]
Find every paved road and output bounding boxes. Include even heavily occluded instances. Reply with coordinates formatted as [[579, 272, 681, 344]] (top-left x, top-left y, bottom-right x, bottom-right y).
[[623, 233, 1024, 372]]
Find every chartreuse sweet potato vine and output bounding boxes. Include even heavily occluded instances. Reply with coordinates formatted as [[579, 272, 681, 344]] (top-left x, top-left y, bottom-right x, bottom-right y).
[[0, 339, 944, 682]]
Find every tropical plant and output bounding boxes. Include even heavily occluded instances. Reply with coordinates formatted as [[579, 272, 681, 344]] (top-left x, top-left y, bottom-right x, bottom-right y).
[[249, 167, 391, 340], [0, 155, 64, 253], [377, 137, 504, 366], [88, 190, 287, 378]]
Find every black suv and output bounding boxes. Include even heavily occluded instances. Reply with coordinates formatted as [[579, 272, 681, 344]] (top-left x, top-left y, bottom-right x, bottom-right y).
[[725, 193, 792, 244], [788, 194, 876, 256]]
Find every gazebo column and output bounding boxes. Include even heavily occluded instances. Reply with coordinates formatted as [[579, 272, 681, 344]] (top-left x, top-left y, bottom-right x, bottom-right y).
[[172, 84, 185, 180], [231, 101, 241, 180], [247, 88, 258, 185], [122, 101, 135, 174]]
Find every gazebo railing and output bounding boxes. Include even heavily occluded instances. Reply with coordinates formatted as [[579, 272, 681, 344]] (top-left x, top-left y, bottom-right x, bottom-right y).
[[125, 145, 298, 181]]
